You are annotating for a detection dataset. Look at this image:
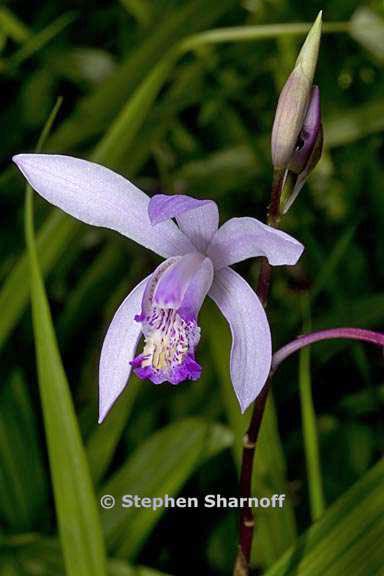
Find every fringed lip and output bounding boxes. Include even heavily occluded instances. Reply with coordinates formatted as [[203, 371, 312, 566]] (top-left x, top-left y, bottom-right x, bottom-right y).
[[131, 254, 213, 386]]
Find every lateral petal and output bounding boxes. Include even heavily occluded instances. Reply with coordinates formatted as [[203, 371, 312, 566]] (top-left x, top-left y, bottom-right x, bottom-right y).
[[99, 277, 148, 423], [207, 217, 304, 269], [209, 267, 272, 412]]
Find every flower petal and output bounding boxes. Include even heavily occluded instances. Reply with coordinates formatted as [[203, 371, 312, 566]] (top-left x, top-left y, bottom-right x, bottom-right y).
[[207, 217, 304, 269], [148, 193, 219, 252], [209, 267, 272, 412], [179, 257, 214, 321], [99, 276, 149, 423], [13, 154, 194, 258], [132, 256, 213, 386], [137, 257, 179, 321], [136, 254, 213, 322], [154, 253, 205, 309]]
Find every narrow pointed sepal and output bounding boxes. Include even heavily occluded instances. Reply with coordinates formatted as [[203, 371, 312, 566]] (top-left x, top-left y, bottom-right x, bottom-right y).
[[13, 154, 194, 258], [209, 268, 272, 412]]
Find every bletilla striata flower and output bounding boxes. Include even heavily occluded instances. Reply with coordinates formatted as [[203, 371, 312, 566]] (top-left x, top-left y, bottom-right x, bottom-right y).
[[13, 154, 304, 422]]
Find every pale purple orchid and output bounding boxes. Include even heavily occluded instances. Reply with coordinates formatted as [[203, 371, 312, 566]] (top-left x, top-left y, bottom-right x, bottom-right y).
[[13, 154, 304, 422]]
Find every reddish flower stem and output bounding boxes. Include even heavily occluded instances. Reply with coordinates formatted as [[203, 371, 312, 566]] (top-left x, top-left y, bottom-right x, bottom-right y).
[[235, 381, 271, 573], [235, 322, 384, 575], [234, 170, 285, 575]]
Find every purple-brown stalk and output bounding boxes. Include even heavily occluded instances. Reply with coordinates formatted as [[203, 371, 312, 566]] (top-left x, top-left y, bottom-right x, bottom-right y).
[[234, 164, 384, 574], [271, 328, 384, 373], [234, 170, 284, 575]]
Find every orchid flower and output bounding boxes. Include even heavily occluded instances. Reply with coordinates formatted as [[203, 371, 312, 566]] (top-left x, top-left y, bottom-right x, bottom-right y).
[[13, 154, 304, 422]]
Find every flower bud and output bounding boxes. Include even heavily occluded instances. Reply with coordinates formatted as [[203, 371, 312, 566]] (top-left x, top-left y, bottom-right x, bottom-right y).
[[271, 12, 322, 170], [289, 86, 321, 175], [282, 87, 323, 213]]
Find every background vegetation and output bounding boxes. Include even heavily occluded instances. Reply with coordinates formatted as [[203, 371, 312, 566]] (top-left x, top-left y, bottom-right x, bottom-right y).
[[0, 0, 383, 574]]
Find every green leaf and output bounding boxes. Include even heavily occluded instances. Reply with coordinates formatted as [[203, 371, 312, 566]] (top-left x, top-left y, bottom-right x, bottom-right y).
[[0, 7, 30, 43], [48, 0, 238, 152], [0, 561, 23, 576], [314, 293, 384, 331], [310, 224, 357, 303], [118, 0, 153, 27], [251, 395, 298, 567], [108, 561, 172, 576], [0, 372, 48, 529], [339, 384, 384, 416], [265, 459, 384, 576], [86, 378, 142, 485], [101, 418, 233, 558], [0, 212, 80, 350], [56, 241, 126, 346], [24, 103, 107, 576], [5, 12, 76, 70], [181, 21, 349, 51], [9, 536, 172, 576], [299, 300, 325, 521], [92, 51, 178, 169]]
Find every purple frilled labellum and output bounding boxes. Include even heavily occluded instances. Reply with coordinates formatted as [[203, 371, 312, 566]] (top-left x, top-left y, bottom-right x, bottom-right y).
[[13, 154, 304, 422], [131, 254, 207, 385]]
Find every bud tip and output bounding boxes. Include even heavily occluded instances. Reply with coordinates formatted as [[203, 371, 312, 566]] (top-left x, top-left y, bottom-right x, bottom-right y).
[[296, 11, 323, 83]]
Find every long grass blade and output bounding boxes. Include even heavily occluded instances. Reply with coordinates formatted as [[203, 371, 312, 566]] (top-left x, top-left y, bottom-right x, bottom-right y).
[[0, 7, 30, 43], [299, 300, 325, 521], [24, 100, 107, 576], [181, 21, 349, 51], [266, 459, 384, 576], [6, 12, 76, 70], [0, 372, 47, 530]]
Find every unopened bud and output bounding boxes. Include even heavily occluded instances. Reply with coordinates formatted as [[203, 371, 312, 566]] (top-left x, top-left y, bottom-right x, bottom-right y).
[[282, 87, 323, 213], [289, 86, 321, 175], [271, 12, 322, 170]]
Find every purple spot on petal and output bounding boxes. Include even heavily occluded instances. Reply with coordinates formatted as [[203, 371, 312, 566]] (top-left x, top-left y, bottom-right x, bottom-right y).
[[178, 306, 196, 323]]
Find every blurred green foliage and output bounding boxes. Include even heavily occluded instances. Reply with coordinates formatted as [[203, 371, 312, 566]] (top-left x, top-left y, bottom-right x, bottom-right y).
[[0, 0, 384, 574]]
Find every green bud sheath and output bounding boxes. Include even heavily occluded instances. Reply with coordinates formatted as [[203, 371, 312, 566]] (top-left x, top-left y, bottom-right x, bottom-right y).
[[295, 11, 322, 85], [271, 11, 322, 170]]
